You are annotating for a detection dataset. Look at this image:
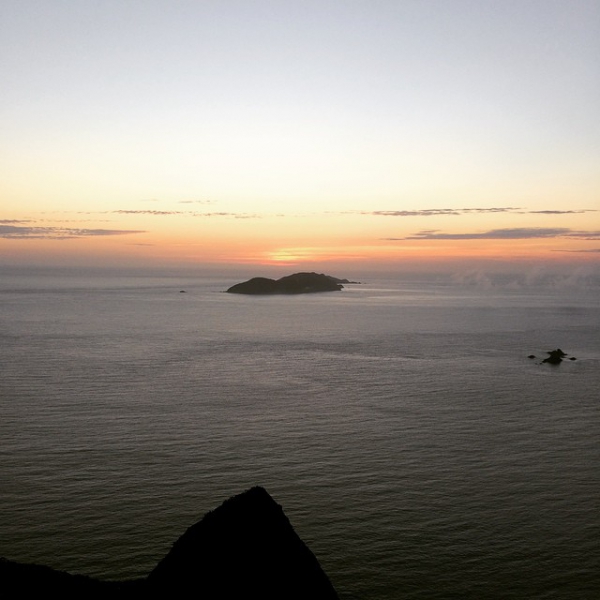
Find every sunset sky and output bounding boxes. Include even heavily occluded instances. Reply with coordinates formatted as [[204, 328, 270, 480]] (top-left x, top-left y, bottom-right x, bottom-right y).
[[1, 0, 599, 274]]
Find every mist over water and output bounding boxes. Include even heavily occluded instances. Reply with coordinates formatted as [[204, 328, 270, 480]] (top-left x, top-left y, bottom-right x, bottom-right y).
[[1, 270, 599, 599]]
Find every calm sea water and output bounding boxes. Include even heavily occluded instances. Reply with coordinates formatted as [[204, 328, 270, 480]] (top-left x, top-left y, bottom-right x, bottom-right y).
[[1, 270, 599, 599]]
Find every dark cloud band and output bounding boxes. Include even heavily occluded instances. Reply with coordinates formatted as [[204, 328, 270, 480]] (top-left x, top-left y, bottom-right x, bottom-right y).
[[386, 228, 600, 241], [0, 225, 145, 240]]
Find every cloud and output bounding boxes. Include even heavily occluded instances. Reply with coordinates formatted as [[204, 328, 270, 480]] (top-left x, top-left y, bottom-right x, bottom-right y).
[[361, 207, 522, 217], [391, 228, 536, 240], [353, 207, 596, 217], [560, 248, 600, 253], [567, 232, 600, 240], [527, 210, 597, 215], [178, 199, 214, 205], [0, 225, 145, 240], [392, 227, 600, 240], [113, 210, 183, 215], [110, 210, 261, 219]]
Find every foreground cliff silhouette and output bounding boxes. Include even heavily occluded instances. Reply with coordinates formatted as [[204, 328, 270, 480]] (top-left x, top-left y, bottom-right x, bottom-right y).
[[0, 486, 339, 599], [226, 272, 348, 294]]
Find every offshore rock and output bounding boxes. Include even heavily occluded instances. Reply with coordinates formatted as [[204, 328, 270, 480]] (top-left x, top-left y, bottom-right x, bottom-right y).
[[542, 348, 568, 365], [226, 272, 344, 294], [0, 487, 338, 599]]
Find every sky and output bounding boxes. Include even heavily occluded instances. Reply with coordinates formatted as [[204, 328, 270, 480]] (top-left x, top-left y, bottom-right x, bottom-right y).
[[1, 0, 599, 275]]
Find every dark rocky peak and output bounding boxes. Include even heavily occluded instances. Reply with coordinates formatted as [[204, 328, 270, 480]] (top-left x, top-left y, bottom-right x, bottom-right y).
[[1, 487, 339, 599], [148, 486, 338, 598]]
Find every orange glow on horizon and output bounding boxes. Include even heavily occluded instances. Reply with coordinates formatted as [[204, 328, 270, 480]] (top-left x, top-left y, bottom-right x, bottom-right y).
[[1, 222, 598, 271]]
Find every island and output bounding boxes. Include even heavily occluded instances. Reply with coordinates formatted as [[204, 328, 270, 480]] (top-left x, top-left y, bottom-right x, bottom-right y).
[[528, 348, 578, 365], [541, 348, 578, 364], [226, 272, 355, 295]]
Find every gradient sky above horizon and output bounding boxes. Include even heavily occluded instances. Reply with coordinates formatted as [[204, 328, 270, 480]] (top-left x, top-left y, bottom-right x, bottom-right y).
[[1, 0, 599, 271]]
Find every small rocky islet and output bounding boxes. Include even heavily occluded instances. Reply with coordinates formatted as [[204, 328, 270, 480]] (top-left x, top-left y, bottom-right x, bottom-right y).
[[528, 348, 577, 365], [226, 272, 359, 295]]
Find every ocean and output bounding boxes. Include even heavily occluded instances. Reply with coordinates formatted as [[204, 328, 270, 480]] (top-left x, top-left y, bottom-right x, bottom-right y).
[[1, 269, 599, 599]]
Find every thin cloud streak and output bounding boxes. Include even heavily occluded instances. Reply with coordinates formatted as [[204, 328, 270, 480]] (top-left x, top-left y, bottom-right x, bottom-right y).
[[354, 207, 595, 217], [528, 210, 597, 215], [109, 210, 261, 218], [386, 228, 600, 240], [41, 206, 597, 221], [560, 248, 600, 253], [114, 210, 183, 216], [177, 200, 214, 205], [361, 207, 521, 217], [0, 225, 145, 240]]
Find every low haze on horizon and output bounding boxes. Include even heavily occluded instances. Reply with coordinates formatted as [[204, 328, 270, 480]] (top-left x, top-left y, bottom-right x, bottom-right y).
[[1, 0, 599, 276]]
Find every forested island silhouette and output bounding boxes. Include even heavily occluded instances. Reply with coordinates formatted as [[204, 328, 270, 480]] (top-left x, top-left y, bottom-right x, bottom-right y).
[[226, 272, 359, 295]]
